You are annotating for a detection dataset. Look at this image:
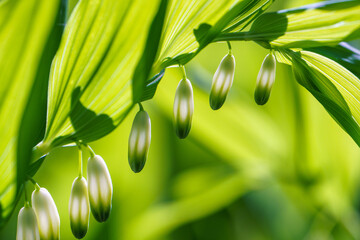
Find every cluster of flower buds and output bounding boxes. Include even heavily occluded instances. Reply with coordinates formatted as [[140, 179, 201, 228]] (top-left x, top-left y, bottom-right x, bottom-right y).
[[68, 152, 112, 239], [15, 42, 279, 240], [125, 45, 277, 174], [208, 43, 277, 108], [16, 148, 113, 240], [128, 108, 151, 173], [16, 186, 60, 240], [254, 52, 276, 105]]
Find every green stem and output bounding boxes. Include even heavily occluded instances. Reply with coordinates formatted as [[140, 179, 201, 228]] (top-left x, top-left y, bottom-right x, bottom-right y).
[[78, 145, 83, 178], [180, 65, 187, 79], [86, 144, 96, 158], [138, 102, 144, 111], [214, 32, 254, 42], [227, 41, 232, 54], [28, 177, 40, 191]]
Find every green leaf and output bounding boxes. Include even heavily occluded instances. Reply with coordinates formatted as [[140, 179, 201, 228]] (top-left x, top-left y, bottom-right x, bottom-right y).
[[17, 0, 66, 188], [278, 47, 360, 147], [42, 0, 158, 149], [216, 0, 360, 48], [306, 42, 360, 77], [0, 0, 62, 226], [140, 69, 166, 102], [156, 0, 274, 69], [132, 0, 168, 103], [27, 156, 46, 178]]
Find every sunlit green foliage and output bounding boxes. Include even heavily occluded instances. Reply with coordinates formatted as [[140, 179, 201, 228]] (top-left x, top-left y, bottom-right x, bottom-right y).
[[1, 0, 360, 239]]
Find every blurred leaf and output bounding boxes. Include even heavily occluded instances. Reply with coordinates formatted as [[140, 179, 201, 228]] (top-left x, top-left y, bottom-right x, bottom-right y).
[[172, 166, 235, 199], [216, 0, 360, 48], [126, 172, 260, 240], [0, 0, 62, 226]]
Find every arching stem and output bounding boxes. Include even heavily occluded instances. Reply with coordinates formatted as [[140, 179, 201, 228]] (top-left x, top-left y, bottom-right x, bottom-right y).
[[86, 144, 96, 158], [180, 65, 187, 79], [28, 177, 40, 191], [78, 145, 83, 178], [227, 41, 232, 54]]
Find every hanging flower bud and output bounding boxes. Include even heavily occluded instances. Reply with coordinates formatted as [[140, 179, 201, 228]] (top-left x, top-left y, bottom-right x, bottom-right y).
[[31, 188, 60, 240], [209, 53, 235, 110], [87, 155, 113, 222], [69, 177, 89, 239], [254, 53, 276, 105], [16, 205, 40, 240], [173, 78, 194, 139], [128, 110, 151, 173]]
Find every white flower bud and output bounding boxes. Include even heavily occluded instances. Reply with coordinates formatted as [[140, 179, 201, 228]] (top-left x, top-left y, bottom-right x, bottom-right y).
[[128, 110, 151, 173], [69, 177, 89, 239], [31, 188, 60, 240], [173, 78, 194, 139], [16, 206, 40, 240], [87, 155, 113, 222], [254, 53, 276, 105], [210, 53, 235, 110]]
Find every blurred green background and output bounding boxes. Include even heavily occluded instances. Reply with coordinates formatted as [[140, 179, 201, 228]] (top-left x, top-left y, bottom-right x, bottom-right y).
[[2, 0, 360, 239]]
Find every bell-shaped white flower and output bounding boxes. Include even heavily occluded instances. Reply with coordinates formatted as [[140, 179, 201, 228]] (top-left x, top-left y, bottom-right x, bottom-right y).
[[16, 205, 40, 240], [173, 78, 194, 139], [87, 155, 113, 222], [69, 177, 89, 239], [31, 188, 60, 240], [210, 53, 235, 110], [128, 110, 151, 173]]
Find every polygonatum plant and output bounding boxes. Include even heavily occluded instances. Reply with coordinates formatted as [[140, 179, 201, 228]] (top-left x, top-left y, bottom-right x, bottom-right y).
[[0, 0, 360, 238]]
